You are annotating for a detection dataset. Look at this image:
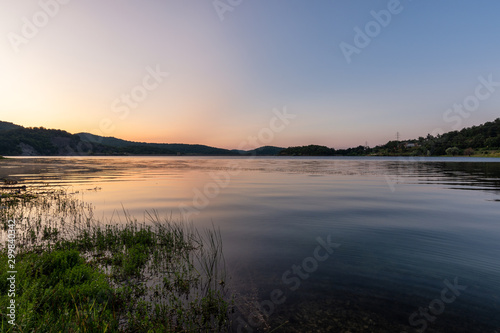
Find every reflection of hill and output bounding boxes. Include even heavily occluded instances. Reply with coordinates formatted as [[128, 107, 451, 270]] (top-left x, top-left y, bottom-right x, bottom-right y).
[[2, 156, 499, 196], [380, 160, 500, 195]]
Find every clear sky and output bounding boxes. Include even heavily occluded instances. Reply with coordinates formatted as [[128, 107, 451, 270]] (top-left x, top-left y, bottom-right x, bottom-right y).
[[1, 0, 500, 149]]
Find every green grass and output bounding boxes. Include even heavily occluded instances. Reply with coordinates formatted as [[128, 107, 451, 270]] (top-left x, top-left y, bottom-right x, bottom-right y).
[[0, 249, 116, 332], [0, 186, 233, 332], [470, 150, 500, 158]]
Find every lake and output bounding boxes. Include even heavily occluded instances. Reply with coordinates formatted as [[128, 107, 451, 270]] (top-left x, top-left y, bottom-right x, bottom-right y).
[[2, 156, 500, 332]]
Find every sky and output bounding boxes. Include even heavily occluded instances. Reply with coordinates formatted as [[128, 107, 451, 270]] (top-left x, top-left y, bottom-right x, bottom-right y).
[[1, 0, 500, 149]]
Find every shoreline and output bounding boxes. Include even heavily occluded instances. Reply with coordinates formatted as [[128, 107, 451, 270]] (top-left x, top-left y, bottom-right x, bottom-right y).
[[1, 154, 499, 158]]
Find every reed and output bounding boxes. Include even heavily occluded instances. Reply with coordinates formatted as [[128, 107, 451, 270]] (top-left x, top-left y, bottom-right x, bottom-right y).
[[0, 185, 233, 332]]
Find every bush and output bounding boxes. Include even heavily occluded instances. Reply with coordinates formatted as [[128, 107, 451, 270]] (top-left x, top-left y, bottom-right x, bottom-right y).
[[464, 148, 475, 156], [446, 147, 461, 156]]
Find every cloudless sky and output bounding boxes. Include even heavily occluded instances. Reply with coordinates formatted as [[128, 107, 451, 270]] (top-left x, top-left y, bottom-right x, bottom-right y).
[[1, 0, 500, 149]]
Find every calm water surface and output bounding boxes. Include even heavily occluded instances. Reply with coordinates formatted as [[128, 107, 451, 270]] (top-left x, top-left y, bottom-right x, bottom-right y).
[[2, 156, 500, 332]]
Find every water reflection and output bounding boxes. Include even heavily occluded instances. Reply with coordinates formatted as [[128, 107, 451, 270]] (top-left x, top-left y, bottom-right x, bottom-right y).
[[1, 156, 499, 332]]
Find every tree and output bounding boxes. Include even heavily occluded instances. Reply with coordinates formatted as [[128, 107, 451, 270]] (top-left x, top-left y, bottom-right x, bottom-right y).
[[446, 147, 460, 156], [485, 136, 500, 148], [463, 148, 474, 156]]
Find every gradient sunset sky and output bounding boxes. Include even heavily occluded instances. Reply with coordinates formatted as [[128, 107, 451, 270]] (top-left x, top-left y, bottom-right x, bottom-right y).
[[1, 1, 500, 149]]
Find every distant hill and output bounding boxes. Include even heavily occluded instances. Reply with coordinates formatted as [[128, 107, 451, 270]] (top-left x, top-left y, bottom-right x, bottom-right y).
[[249, 146, 285, 155], [77, 132, 281, 156], [2, 118, 498, 157], [278, 144, 372, 156], [76, 132, 133, 148], [279, 145, 335, 156], [0, 125, 81, 156], [0, 121, 283, 156], [0, 121, 22, 132], [372, 118, 500, 156], [278, 118, 500, 157]]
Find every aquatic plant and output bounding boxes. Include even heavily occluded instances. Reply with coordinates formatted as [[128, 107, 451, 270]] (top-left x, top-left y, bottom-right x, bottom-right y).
[[0, 185, 233, 332]]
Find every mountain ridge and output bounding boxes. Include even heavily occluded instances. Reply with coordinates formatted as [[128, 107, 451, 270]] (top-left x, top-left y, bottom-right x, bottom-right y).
[[1, 118, 500, 157], [0, 121, 284, 156]]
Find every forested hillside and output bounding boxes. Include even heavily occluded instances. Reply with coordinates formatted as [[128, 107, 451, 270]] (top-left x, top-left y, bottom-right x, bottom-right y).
[[0, 121, 282, 156], [279, 118, 500, 156], [0, 126, 81, 155], [374, 118, 500, 156]]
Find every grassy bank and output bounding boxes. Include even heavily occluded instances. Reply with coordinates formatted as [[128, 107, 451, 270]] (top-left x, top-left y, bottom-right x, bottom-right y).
[[470, 150, 500, 158], [0, 185, 233, 332]]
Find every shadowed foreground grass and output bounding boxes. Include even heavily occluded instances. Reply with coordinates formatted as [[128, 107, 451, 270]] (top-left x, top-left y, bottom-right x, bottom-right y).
[[0, 185, 233, 332]]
